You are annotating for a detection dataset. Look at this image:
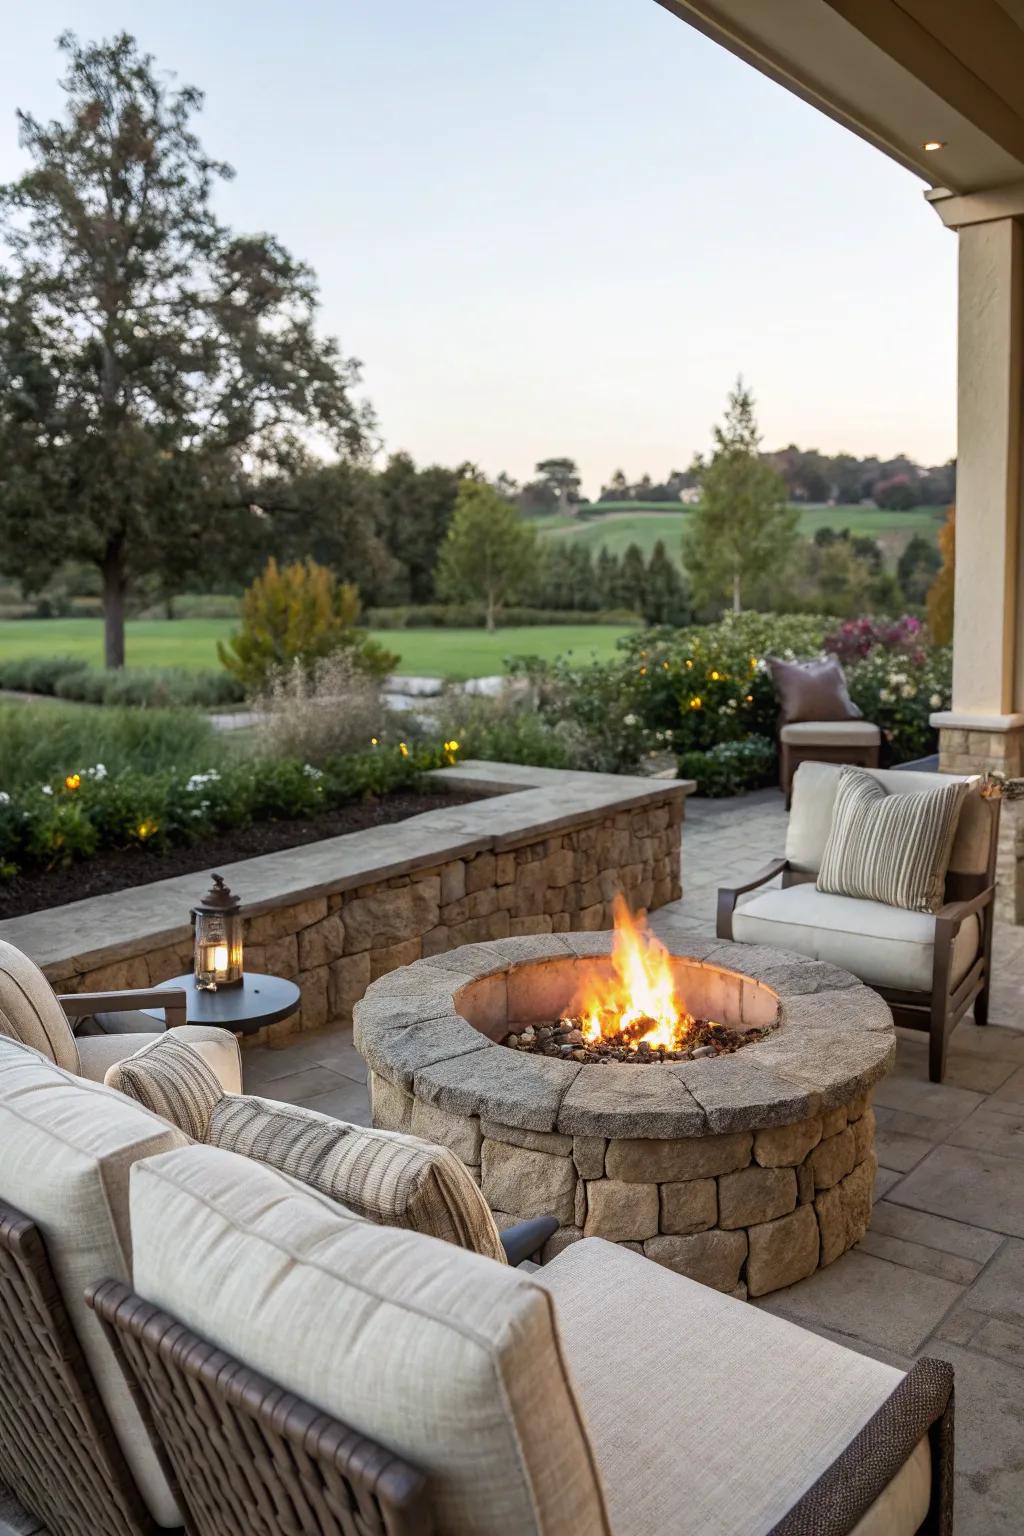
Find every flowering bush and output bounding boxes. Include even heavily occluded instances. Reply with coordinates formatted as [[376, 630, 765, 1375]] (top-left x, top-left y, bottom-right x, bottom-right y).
[[845, 645, 951, 763], [822, 615, 926, 667], [0, 741, 455, 880]]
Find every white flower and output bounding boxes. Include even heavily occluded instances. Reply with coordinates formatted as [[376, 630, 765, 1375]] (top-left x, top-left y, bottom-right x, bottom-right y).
[[41, 784, 53, 797], [303, 764, 324, 781], [0, 791, 9, 805], [186, 769, 221, 792], [901, 684, 916, 700], [879, 688, 893, 703], [86, 763, 108, 781], [930, 693, 943, 709], [623, 714, 638, 727]]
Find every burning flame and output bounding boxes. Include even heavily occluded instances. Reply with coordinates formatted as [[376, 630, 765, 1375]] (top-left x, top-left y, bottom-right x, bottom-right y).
[[571, 896, 697, 1052]]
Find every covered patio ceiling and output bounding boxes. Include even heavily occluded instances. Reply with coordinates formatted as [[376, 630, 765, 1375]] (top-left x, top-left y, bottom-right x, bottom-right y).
[[656, 0, 1024, 213]]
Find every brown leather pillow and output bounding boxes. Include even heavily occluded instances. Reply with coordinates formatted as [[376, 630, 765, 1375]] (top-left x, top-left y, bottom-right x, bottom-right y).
[[769, 656, 862, 724]]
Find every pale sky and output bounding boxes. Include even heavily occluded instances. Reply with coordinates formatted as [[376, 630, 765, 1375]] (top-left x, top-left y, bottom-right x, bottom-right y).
[[0, 0, 958, 495]]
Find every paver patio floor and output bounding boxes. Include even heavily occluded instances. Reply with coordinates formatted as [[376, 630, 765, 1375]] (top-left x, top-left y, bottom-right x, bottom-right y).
[[246, 787, 1024, 1533]]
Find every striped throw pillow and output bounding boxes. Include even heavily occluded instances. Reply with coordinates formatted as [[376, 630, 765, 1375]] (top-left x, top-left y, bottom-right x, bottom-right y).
[[105, 1033, 225, 1140], [817, 766, 968, 913], [208, 1094, 508, 1263]]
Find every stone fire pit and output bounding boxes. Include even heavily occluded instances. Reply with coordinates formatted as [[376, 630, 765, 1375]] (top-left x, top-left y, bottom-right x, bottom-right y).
[[354, 932, 895, 1297]]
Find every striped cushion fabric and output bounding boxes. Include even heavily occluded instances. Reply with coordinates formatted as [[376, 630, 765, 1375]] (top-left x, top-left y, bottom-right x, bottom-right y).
[[105, 1032, 225, 1140], [208, 1094, 508, 1264], [817, 766, 968, 913]]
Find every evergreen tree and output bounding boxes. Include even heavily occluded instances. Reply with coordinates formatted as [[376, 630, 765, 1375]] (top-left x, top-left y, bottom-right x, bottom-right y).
[[683, 379, 798, 613], [618, 542, 647, 611], [642, 541, 689, 625], [595, 547, 621, 608], [897, 533, 942, 605]]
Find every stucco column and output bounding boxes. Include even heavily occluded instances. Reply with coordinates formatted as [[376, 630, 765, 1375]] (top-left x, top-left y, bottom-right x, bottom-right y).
[[931, 216, 1024, 767], [930, 215, 1024, 918]]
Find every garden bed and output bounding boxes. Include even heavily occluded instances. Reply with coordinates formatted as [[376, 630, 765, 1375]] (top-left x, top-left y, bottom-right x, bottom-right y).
[[0, 788, 478, 918]]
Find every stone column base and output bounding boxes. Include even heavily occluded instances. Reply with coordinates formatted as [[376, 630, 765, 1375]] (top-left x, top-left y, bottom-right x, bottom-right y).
[[938, 723, 1024, 924]]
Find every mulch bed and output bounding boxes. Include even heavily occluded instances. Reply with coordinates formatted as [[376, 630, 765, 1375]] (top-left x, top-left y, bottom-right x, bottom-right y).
[[0, 789, 480, 919]]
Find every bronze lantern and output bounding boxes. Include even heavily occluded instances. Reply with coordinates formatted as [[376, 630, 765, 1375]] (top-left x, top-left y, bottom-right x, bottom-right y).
[[192, 873, 244, 991]]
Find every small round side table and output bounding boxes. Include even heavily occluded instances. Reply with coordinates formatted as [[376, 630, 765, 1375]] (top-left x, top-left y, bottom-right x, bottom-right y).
[[140, 972, 301, 1037]]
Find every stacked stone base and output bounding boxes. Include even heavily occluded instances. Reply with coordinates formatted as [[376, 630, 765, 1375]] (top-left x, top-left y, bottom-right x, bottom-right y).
[[372, 1073, 876, 1298]]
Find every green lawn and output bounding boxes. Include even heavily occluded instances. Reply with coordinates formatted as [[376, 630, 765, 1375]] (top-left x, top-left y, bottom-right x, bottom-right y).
[[0, 618, 635, 683], [538, 504, 946, 568]]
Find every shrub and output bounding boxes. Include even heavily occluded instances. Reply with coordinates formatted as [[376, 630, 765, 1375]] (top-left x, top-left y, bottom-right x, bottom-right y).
[[219, 558, 397, 691], [364, 604, 640, 629], [678, 736, 777, 797], [429, 690, 572, 769], [0, 739, 455, 879], [0, 704, 225, 792], [250, 653, 387, 767], [845, 646, 951, 763], [0, 657, 245, 707]]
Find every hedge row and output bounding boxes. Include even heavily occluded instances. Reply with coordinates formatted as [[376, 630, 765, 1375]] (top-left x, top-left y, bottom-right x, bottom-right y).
[[0, 656, 245, 708]]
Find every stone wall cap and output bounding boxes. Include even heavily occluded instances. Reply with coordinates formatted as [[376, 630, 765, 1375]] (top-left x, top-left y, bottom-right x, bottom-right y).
[[358, 936, 895, 1138], [0, 761, 684, 973]]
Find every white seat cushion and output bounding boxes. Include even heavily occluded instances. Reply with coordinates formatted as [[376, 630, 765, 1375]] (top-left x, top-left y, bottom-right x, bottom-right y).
[[781, 720, 881, 746], [129, 1144, 611, 1536], [733, 881, 980, 992], [786, 760, 989, 878], [0, 1035, 187, 1527], [535, 1239, 931, 1536]]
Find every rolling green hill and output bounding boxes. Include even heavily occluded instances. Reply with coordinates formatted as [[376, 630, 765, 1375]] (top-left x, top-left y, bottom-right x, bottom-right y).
[[538, 503, 946, 569]]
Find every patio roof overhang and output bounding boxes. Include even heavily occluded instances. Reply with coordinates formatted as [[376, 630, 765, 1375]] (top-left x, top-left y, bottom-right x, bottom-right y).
[[658, 0, 1024, 793]]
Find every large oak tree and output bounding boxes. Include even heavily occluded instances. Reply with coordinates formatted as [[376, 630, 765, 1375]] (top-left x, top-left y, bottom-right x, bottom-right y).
[[0, 32, 372, 666]]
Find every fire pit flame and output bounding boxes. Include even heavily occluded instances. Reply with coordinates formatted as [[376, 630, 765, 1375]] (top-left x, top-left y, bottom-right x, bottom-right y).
[[573, 897, 702, 1053]]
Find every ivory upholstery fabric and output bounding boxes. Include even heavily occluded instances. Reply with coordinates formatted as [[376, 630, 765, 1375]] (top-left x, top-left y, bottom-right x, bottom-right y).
[[208, 1093, 508, 1262], [0, 936, 242, 1092], [104, 1032, 226, 1140], [106, 1033, 505, 1260], [733, 882, 980, 991], [817, 767, 968, 913], [786, 761, 988, 878], [0, 1034, 187, 1528], [780, 720, 881, 747], [0, 939, 79, 1071], [535, 1239, 931, 1536], [130, 1145, 612, 1536]]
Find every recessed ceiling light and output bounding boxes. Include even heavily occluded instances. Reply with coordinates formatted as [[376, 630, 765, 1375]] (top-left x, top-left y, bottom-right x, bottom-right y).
[[922, 140, 946, 152]]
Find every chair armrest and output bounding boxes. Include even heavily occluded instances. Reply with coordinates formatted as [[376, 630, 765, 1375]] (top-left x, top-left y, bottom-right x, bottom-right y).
[[933, 884, 995, 933], [500, 1216, 559, 1267], [717, 857, 789, 940], [769, 1357, 953, 1536], [59, 988, 187, 1031]]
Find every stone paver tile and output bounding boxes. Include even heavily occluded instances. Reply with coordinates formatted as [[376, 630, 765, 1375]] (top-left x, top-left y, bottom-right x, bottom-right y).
[[757, 1248, 965, 1355], [855, 1230, 982, 1286], [254, 1065, 351, 1102], [244, 1027, 367, 1085], [918, 1342, 1024, 1535], [872, 1071, 984, 1124], [873, 1103, 953, 1144], [874, 1166, 901, 1200], [290, 1083, 373, 1126], [992, 1065, 1024, 1103], [891, 1036, 1018, 1095], [869, 1201, 1005, 1265], [889, 1144, 1024, 1237], [946, 1238, 1024, 1328], [945, 1099, 1024, 1162], [945, 1020, 1024, 1062], [271, 1070, 371, 1124], [873, 1123, 937, 1173]]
